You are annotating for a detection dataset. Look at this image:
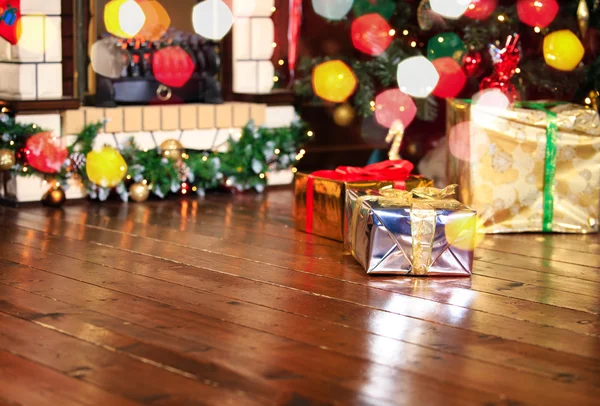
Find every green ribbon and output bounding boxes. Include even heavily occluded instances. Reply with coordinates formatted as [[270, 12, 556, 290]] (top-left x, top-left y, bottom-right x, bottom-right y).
[[513, 102, 562, 232]]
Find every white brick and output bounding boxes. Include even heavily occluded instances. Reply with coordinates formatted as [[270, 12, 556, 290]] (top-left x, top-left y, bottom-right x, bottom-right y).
[[44, 17, 62, 62], [0, 39, 11, 61], [256, 60, 274, 94], [233, 60, 258, 93], [233, 17, 250, 60], [233, 0, 274, 17], [15, 113, 61, 135], [0, 63, 36, 99], [264, 106, 296, 128], [251, 18, 274, 60], [37, 63, 63, 99], [64, 178, 86, 199], [93, 133, 118, 150], [153, 131, 182, 149], [115, 132, 156, 151], [181, 129, 219, 150], [12, 15, 45, 62], [21, 0, 62, 15], [214, 129, 236, 152]]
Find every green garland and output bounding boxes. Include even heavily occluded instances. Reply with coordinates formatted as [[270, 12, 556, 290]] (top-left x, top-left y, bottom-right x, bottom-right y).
[[0, 112, 309, 202]]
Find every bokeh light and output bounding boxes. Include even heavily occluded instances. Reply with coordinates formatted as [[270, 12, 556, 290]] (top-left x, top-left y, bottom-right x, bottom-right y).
[[430, 0, 471, 19], [427, 32, 466, 63], [448, 121, 471, 162], [464, 0, 498, 20], [351, 13, 393, 56], [445, 213, 486, 251], [105, 0, 146, 39], [136, 0, 171, 42], [152, 46, 195, 88], [472, 89, 510, 109], [396, 56, 439, 98], [543, 29, 585, 72], [192, 0, 234, 40], [312, 60, 358, 103], [431, 57, 466, 98], [90, 38, 130, 79], [374, 89, 417, 129], [312, 0, 354, 21], [517, 0, 558, 28]]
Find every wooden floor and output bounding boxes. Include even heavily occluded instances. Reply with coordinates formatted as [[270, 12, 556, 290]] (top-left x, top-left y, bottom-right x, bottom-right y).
[[0, 188, 599, 406]]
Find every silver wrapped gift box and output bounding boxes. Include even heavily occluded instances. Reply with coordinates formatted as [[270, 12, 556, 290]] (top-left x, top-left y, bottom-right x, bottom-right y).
[[345, 185, 478, 276]]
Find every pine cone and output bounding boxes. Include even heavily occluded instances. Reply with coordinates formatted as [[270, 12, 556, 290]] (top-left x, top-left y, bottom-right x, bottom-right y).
[[70, 152, 86, 173]]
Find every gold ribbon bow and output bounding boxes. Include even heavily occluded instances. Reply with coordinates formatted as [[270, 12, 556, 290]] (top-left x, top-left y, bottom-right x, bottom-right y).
[[350, 185, 459, 276]]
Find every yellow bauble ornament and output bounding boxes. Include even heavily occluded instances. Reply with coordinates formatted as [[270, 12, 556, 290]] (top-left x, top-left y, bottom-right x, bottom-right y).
[[0, 148, 15, 171], [333, 104, 355, 127], [129, 182, 150, 202], [312, 60, 357, 103], [86, 146, 128, 188], [543, 30, 585, 72], [160, 139, 184, 160]]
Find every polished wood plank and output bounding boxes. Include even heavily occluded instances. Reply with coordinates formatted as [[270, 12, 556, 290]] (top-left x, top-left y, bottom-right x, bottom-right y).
[[0, 189, 599, 406]]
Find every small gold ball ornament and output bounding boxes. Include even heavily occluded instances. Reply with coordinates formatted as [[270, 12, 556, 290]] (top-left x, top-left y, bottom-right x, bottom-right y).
[[0, 148, 15, 171], [160, 139, 184, 160], [129, 182, 150, 202], [42, 184, 66, 208], [333, 103, 355, 127]]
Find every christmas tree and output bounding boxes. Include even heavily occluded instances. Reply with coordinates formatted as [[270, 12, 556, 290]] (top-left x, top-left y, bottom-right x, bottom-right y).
[[293, 0, 600, 164]]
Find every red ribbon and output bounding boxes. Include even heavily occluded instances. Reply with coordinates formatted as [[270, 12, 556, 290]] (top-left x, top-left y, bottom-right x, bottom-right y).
[[305, 160, 414, 233]]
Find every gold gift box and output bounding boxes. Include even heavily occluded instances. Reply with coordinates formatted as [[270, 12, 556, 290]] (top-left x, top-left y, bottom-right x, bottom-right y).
[[447, 99, 600, 233], [294, 173, 431, 241]]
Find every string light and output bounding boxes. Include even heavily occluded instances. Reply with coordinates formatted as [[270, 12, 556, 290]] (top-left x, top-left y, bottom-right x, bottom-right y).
[[192, 186, 198, 192], [515, 68, 521, 73], [126, 175, 132, 179], [225, 179, 233, 186], [274, 148, 281, 154], [292, 167, 298, 173], [1, 107, 7, 113], [271, 6, 276, 12], [259, 173, 265, 179], [403, 30, 409, 35], [142, 179, 148, 185], [9, 140, 14, 146], [389, 29, 396, 36], [32, 124, 37, 129], [534, 26, 541, 33], [498, 15, 505, 22], [273, 76, 279, 82], [278, 59, 285, 66], [143, 148, 148, 152], [22, 167, 27, 172], [410, 41, 417, 47], [271, 42, 277, 48], [307, 130, 314, 137], [202, 155, 208, 161], [585, 97, 592, 104]]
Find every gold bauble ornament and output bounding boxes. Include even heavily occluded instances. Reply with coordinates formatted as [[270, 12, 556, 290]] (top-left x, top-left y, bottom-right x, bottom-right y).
[[86, 146, 128, 188], [160, 139, 184, 160], [0, 148, 15, 171], [333, 103, 355, 127], [42, 184, 66, 208], [129, 182, 150, 202]]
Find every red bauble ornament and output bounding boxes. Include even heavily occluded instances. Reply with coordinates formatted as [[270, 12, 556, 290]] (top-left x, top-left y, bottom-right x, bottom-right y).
[[517, 0, 559, 28], [464, 0, 497, 20], [25, 132, 68, 174], [374, 89, 417, 129], [480, 35, 521, 102], [0, 0, 21, 45], [351, 13, 392, 56], [432, 57, 466, 98], [462, 50, 484, 77], [152, 46, 195, 88]]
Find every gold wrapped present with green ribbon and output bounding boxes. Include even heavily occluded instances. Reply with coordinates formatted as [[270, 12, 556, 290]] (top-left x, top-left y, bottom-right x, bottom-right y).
[[345, 185, 477, 276], [447, 99, 600, 233]]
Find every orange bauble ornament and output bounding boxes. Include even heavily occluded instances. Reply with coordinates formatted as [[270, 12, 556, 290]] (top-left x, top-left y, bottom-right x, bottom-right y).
[[312, 60, 357, 103]]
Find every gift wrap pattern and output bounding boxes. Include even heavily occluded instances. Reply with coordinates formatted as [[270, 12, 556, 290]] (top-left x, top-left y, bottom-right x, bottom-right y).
[[447, 100, 600, 233], [345, 186, 477, 276]]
